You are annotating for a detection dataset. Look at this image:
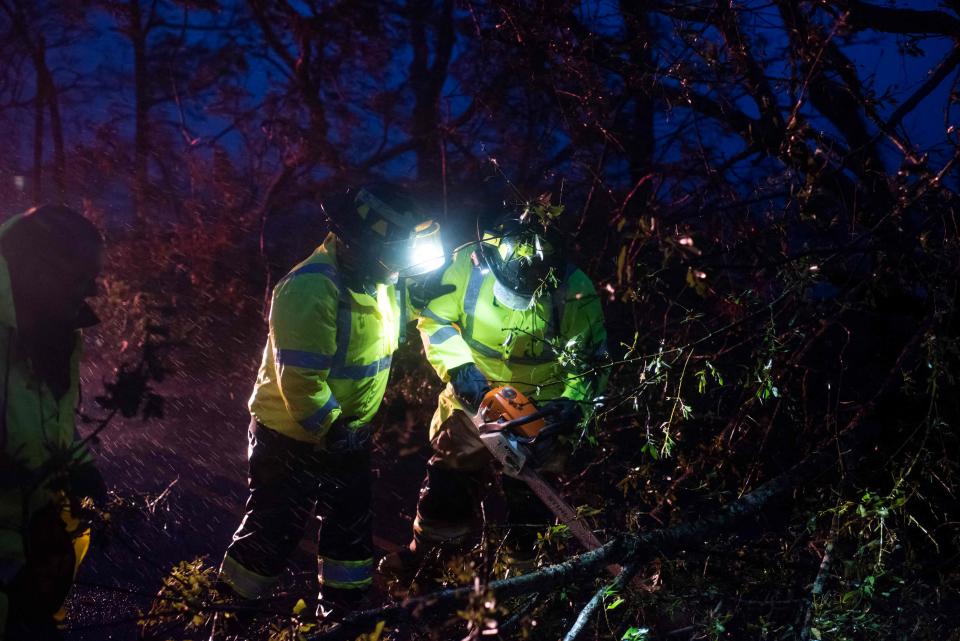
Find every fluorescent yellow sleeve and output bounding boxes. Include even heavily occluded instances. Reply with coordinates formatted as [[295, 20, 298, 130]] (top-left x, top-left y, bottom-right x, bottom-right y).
[[269, 269, 342, 436], [558, 270, 609, 402], [417, 250, 476, 382]]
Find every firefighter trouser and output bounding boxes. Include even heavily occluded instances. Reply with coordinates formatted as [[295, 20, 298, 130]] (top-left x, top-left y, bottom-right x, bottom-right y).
[[413, 410, 564, 549], [220, 420, 373, 600]]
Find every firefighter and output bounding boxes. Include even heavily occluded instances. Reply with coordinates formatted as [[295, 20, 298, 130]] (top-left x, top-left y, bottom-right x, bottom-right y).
[[0, 205, 106, 640], [212, 184, 444, 637], [383, 214, 608, 574]]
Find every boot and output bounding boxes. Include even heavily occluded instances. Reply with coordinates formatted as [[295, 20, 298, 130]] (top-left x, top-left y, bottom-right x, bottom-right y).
[[208, 610, 249, 641], [500, 530, 540, 577], [315, 585, 373, 627], [208, 582, 258, 641], [377, 540, 428, 586]]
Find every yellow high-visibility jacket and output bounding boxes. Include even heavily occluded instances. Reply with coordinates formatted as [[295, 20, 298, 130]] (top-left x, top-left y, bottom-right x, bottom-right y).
[[0, 215, 91, 619], [417, 246, 608, 438], [249, 233, 402, 444]]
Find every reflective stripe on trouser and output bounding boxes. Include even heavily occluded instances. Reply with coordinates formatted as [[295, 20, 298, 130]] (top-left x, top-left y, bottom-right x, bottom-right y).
[[414, 410, 567, 546], [219, 554, 279, 601], [319, 556, 373, 589], [221, 420, 374, 599]]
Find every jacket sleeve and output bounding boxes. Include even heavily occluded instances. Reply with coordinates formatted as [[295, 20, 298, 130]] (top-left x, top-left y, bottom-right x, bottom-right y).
[[269, 271, 342, 436], [559, 271, 609, 402], [417, 250, 476, 383]]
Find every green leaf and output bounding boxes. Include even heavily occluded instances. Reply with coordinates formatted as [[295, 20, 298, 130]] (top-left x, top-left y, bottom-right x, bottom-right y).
[[606, 596, 625, 610], [621, 627, 649, 641], [641, 440, 660, 460], [292, 598, 307, 615]]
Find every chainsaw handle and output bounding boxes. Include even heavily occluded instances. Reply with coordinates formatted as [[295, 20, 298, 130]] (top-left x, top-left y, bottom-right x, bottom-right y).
[[475, 421, 536, 447], [498, 406, 559, 434], [533, 422, 565, 440]]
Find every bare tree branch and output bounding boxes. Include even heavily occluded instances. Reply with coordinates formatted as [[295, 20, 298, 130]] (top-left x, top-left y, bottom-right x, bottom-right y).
[[841, 0, 960, 38], [562, 562, 641, 641]]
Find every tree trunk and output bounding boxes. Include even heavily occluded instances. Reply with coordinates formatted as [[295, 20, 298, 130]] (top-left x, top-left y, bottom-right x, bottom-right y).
[[621, 3, 655, 210], [130, 0, 149, 227], [35, 37, 66, 201], [47, 89, 66, 201], [409, 0, 455, 188], [1, 0, 51, 205], [32, 64, 44, 206]]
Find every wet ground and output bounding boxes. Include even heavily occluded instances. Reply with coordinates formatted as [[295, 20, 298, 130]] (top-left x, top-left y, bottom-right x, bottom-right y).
[[62, 351, 438, 640]]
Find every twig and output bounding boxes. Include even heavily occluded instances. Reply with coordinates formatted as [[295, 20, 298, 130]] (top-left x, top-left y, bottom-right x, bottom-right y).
[[497, 594, 540, 637], [799, 537, 834, 641], [145, 476, 179, 514], [562, 562, 640, 641], [886, 46, 960, 133]]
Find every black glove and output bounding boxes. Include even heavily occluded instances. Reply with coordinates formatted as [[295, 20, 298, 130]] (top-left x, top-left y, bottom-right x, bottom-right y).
[[407, 270, 456, 310], [68, 462, 107, 505], [541, 398, 584, 433], [325, 416, 372, 453], [529, 433, 563, 470], [529, 400, 583, 468], [449, 363, 490, 413]]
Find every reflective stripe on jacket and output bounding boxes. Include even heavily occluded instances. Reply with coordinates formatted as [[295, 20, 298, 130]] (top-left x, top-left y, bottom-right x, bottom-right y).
[[0, 214, 88, 577], [417, 247, 607, 437], [249, 233, 400, 444]]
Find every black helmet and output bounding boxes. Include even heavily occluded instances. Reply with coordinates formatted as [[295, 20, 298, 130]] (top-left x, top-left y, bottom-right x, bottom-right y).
[[323, 183, 444, 279], [478, 216, 564, 310]]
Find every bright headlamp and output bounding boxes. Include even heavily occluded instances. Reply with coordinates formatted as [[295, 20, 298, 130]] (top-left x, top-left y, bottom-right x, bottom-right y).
[[380, 220, 445, 278]]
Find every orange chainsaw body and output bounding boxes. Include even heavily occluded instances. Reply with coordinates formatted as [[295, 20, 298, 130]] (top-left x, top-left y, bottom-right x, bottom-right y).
[[477, 386, 545, 438]]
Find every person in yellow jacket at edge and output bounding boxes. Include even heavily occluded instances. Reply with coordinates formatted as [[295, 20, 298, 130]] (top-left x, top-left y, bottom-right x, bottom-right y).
[[211, 183, 448, 639], [0, 205, 106, 641], [381, 214, 609, 576]]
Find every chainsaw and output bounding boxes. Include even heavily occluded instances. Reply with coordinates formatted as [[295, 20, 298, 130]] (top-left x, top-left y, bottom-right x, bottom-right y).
[[472, 386, 619, 575]]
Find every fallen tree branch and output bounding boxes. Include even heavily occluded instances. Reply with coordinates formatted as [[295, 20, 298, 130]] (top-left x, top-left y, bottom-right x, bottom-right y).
[[562, 562, 641, 641], [800, 537, 835, 641], [307, 541, 623, 641], [307, 317, 931, 641], [307, 461, 791, 641]]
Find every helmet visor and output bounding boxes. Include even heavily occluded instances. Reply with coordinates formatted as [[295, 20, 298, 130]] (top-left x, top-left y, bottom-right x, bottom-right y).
[[479, 232, 558, 301], [380, 220, 446, 278]]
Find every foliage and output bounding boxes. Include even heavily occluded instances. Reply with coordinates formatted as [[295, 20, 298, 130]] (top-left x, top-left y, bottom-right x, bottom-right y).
[[139, 557, 217, 638], [2, 0, 959, 639]]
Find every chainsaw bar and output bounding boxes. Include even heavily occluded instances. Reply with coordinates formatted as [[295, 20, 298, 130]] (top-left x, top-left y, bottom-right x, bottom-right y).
[[515, 466, 604, 551], [473, 415, 621, 576], [469, 384, 630, 579]]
